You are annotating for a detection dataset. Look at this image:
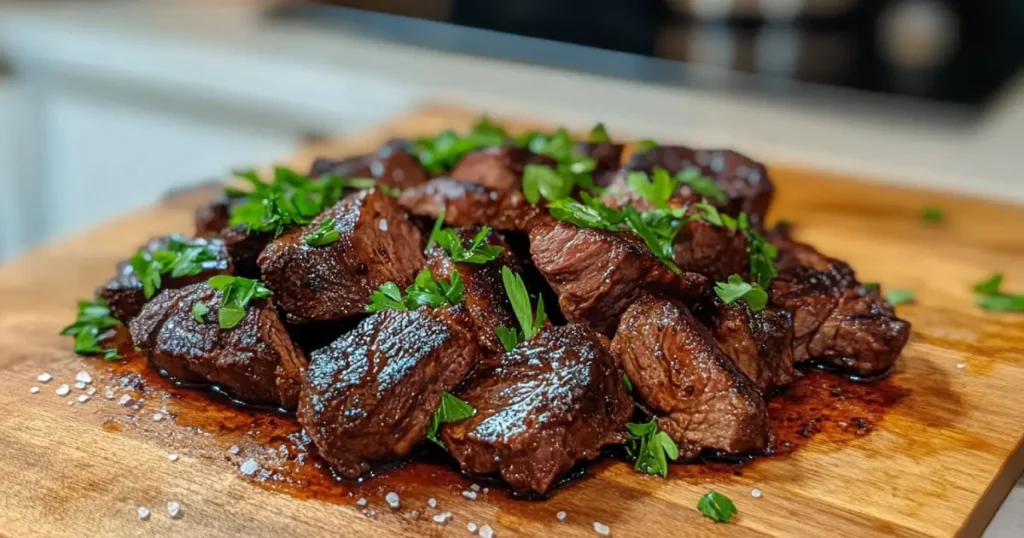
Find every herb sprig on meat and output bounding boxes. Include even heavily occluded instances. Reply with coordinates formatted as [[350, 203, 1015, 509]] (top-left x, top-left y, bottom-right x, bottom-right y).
[[366, 268, 464, 313], [495, 266, 547, 352]]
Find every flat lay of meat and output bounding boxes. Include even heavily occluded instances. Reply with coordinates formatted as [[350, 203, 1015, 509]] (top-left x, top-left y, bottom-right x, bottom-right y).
[[700, 300, 795, 394], [769, 235, 910, 376], [99, 235, 233, 324], [426, 228, 521, 353], [449, 146, 556, 192], [129, 282, 308, 409], [298, 307, 479, 478], [530, 220, 711, 335], [259, 188, 424, 324], [612, 295, 770, 458], [309, 139, 429, 189], [440, 324, 633, 495], [398, 177, 548, 232]]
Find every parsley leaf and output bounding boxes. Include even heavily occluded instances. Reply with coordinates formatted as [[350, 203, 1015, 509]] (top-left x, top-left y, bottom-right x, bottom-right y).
[[433, 227, 505, 264], [523, 164, 574, 204], [496, 266, 546, 347], [366, 282, 408, 312], [971, 273, 1024, 312], [365, 269, 464, 312], [677, 167, 726, 204], [103, 349, 123, 361], [129, 237, 219, 299], [426, 391, 476, 445], [633, 139, 657, 154], [424, 210, 446, 253], [60, 297, 123, 356], [973, 273, 1004, 296], [416, 117, 509, 175], [622, 373, 634, 392], [714, 274, 769, 311], [697, 491, 737, 523], [191, 302, 210, 323], [208, 275, 272, 329], [862, 282, 881, 294], [622, 206, 683, 275], [305, 218, 340, 247], [228, 167, 349, 236], [625, 419, 680, 478], [589, 122, 610, 143], [547, 193, 625, 231], [921, 206, 945, 223], [886, 289, 916, 306], [627, 167, 678, 209]]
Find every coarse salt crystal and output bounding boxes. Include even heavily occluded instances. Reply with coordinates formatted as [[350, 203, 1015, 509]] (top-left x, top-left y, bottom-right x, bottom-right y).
[[137, 506, 150, 520], [957, 362, 967, 369], [105, 389, 115, 400], [228, 445, 240, 455], [167, 501, 182, 519], [30, 386, 39, 394], [593, 522, 610, 536], [168, 454, 179, 462], [411, 510, 420, 517], [77, 395, 89, 403], [470, 483, 481, 491], [240, 459, 260, 476], [467, 522, 478, 532], [751, 488, 763, 498], [356, 498, 367, 507], [385, 492, 400, 509], [482, 488, 488, 494], [56, 384, 70, 397], [87, 387, 96, 395], [76, 371, 92, 384], [74, 382, 86, 390], [556, 511, 566, 521], [67, 401, 74, 406], [462, 490, 478, 500], [118, 395, 133, 406], [432, 512, 452, 524], [428, 498, 437, 508], [152, 413, 163, 422], [37, 373, 52, 383], [478, 524, 494, 538], [378, 219, 389, 231]]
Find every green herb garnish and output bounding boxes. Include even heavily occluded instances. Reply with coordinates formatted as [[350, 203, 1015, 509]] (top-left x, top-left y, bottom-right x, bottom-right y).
[[130, 237, 219, 299], [433, 226, 504, 264], [625, 419, 679, 478], [972, 273, 1024, 312], [425, 391, 476, 445], [416, 117, 509, 175], [547, 194, 625, 231], [921, 206, 945, 223], [973, 273, 1003, 296], [191, 302, 210, 323], [103, 349, 123, 361], [59, 297, 123, 356], [305, 218, 340, 247], [697, 491, 737, 523], [228, 167, 357, 236], [208, 275, 272, 329], [365, 268, 464, 312], [523, 164, 575, 204], [714, 274, 769, 311], [627, 167, 678, 210], [589, 122, 610, 143], [622, 373, 634, 392], [494, 266, 547, 351], [622, 206, 683, 274], [633, 139, 657, 154], [886, 289, 916, 306], [676, 167, 726, 204], [424, 210, 446, 253]]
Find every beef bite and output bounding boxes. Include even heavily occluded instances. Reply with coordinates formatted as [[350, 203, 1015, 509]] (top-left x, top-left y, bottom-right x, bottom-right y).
[[529, 221, 710, 335], [130, 282, 308, 409], [298, 307, 479, 478], [699, 300, 795, 394], [612, 295, 770, 458], [440, 324, 633, 495], [193, 196, 270, 279], [398, 177, 548, 232], [310, 139, 429, 190], [770, 235, 910, 376], [449, 146, 556, 192], [426, 228, 520, 353], [259, 188, 424, 324], [574, 140, 624, 188], [99, 235, 233, 324]]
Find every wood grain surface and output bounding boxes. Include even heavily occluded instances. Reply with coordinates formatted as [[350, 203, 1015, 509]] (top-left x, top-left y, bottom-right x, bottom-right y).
[[1, 106, 1022, 538]]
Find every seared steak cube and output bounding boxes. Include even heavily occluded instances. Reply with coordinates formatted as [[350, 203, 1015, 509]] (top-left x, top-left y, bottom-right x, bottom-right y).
[[298, 307, 479, 478], [529, 221, 710, 335], [450, 146, 556, 192], [574, 140, 624, 188], [702, 300, 795, 394], [426, 228, 520, 353], [310, 139, 429, 189], [672, 217, 750, 282], [130, 282, 308, 409], [398, 177, 548, 232], [612, 295, 770, 458], [195, 195, 232, 238], [259, 189, 424, 324], [99, 235, 233, 324], [440, 324, 632, 495], [770, 237, 910, 376]]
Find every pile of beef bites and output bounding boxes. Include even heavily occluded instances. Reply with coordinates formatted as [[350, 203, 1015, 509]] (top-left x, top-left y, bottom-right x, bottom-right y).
[[96, 124, 910, 496]]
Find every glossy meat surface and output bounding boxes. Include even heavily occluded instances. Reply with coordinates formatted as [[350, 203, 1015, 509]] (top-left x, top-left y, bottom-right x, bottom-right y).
[[398, 177, 548, 232], [449, 146, 555, 192], [701, 300, 795, 394]]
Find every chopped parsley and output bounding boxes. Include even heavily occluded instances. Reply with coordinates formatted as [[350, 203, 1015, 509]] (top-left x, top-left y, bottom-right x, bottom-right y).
[[714, 274, 769, 311], [622, 373, 634, 392], [426, 391, 476, 445], [862, 282, 881, 294], [365, 268, 464, 312], [130, 237, 219, 299], [433, 226, 504, 264], [423, 210, 446, 253], [622, 206, 684, 274], [416, 117, 509, 175], [207, 275, 272, 329], [627, 167, 678, 210], [633, 139, 657, 154], [59, 297, 123, 356], [589, 122, 610, 143], [973, 273, 1003, 296], [304, 218, 340, 247], [547, 193, 625, 231], [972, 273, 1024, 312], [676, 167, 726, 204], [625, 419, 679, 478], [886, 289, 916, 306], [228, 167, 363, 236], [494, 266, 547, 351], [697, 491, 737, 523], [921, 206, 945, 223], [191, 302, 210, 323], [522, 164, 575, 204]]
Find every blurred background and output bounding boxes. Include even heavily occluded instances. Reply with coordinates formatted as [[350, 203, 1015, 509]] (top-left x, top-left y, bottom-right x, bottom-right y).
[[0, 0, 1022, 261]]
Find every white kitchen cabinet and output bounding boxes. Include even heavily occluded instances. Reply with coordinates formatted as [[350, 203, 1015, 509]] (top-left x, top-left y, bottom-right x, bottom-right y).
[[0, 77, 18, 261]]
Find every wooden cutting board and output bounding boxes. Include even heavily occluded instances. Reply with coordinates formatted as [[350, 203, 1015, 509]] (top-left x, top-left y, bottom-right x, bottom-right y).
[[1, 106, 1022, 538]]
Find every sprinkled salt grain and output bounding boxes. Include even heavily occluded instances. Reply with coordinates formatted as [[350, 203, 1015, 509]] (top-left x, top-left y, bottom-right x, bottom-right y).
[[228, 445, 240, 455], [957, 362, 967, 369], [56, 384, 70, 397], [74, 382, 86, 390], [87, 387, 96, 396], [37, 373, 52, 383], [385, 492, 400, 509], [378, 219, 389, 232], [77, 395, 89, 403], [152, 413, 163, 422], [411, 510, 420, 517], [482, 488, 489, 494], [470, 483, 481, 491], [428, 498, 437, 508], [356, 498, 367, 507], [76, 371, 92, 384], [240, 459, 260, 476], [167, 501, 181, 519], [168, 454, 179, 462], [462, 490, 478, 500], [556, 511, 566, 521], [105, 389, 115, 400], [30, 386, 39, 394], [67, 401, 74, 406], [118, 395, 132, 406], [478, 524, 494, 538], [751, 488, 763, 498], [593, 522, 610, 536], [467, 522, 478, 532], [432, 512, 452, 524], [137, 506, 150, 520]]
